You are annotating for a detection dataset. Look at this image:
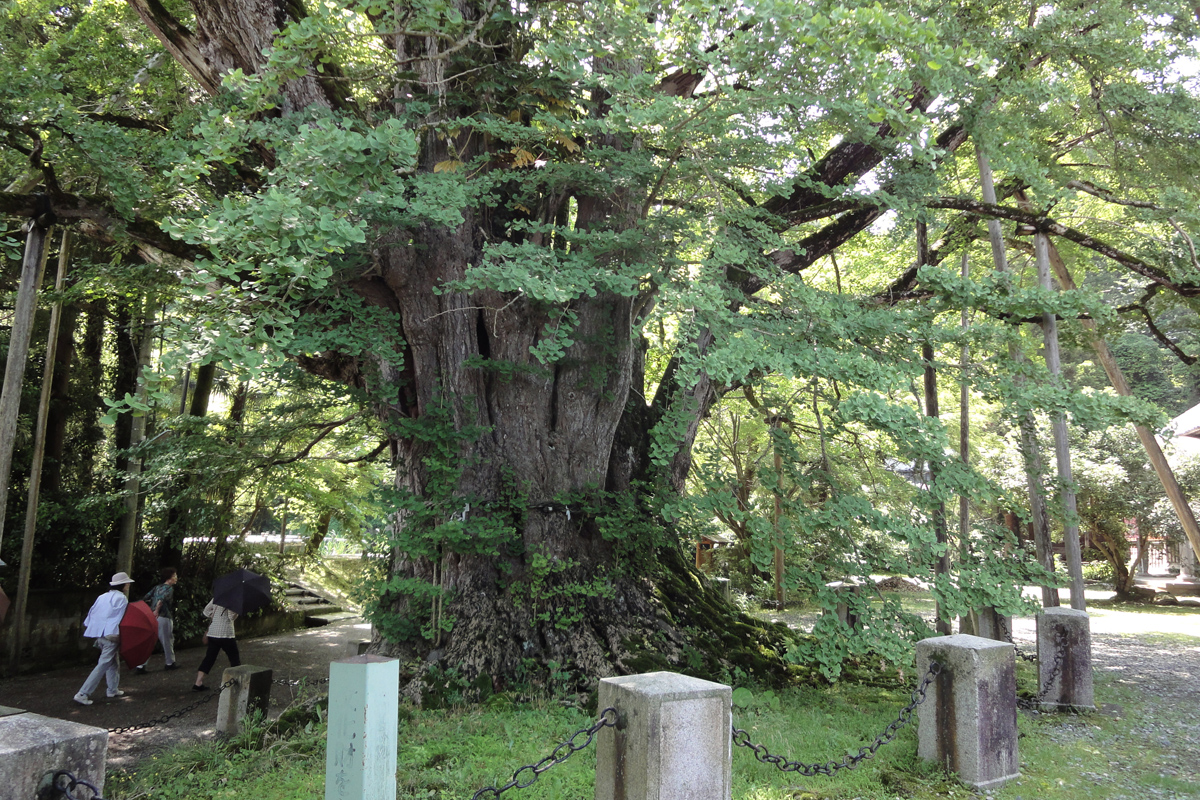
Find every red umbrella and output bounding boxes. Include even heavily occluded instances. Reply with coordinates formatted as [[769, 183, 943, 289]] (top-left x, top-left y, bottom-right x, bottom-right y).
[[118, 600, 158, 669]]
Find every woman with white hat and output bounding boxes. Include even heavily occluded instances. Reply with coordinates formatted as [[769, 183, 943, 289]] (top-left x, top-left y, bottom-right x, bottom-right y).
[[73, 572, 134, 706]]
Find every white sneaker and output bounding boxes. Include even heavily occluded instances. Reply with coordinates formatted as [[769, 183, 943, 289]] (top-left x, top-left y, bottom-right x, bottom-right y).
[[106, 689, 125, 698], [73, 693, 93, 706]]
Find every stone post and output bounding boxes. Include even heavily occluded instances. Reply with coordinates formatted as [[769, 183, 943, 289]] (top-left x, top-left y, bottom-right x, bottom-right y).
[[1036, 607, 1095, 711], [958, 607, 1012, 641], [325, 655, 399, 800], [1, 709, 107, 799], [1167, 540, 1200, 595], [824, 580, 862, 630], [916, 634, 1018, 790], [710, 577, 732, 603], [595, 671, 731, 800], [216, 665, 273, 736]]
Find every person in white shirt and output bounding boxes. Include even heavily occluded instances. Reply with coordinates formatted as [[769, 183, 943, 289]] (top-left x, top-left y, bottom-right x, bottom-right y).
[[73, 572, 134, 706]]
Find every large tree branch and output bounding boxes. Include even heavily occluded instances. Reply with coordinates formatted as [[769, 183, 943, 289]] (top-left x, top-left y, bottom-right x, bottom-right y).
[[1125, 305, 1198, 365], [925, 197, 1200, 296], [760, 87, 935, 226], [0, 190, 204, 262], [124, 0, 222, 95]]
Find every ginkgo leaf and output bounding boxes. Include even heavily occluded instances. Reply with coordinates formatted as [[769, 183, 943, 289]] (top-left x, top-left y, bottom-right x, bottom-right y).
[[511, 148, 538, 168]]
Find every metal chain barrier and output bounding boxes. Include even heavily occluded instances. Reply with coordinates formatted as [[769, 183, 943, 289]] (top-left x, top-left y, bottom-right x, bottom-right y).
[[469, 707, 617, 799], [732, 661, 941, 777], [996, 615, 1037, 663], [38, 770, 107, 800], [107, 678, 236, 734], [1018, 628, 1066, 710]]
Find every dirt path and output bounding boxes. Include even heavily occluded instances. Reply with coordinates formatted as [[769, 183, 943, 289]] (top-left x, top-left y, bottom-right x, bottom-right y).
[[0, 617, 371, 769]]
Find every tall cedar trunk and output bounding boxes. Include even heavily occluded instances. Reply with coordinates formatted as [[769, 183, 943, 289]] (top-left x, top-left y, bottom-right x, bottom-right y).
[[76, 299, 107, 495], [159, 361, 218, 566], [108, 298, 138, 556], [212, 378, 249, 564], [41, 298, 79, 496]]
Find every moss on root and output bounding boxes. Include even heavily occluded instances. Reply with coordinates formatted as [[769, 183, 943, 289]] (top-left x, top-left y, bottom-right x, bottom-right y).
[[615, 546, 803, 687]]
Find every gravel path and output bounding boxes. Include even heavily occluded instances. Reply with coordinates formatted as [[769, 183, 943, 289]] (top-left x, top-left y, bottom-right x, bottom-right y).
[[1006, 603, 1200, 798]]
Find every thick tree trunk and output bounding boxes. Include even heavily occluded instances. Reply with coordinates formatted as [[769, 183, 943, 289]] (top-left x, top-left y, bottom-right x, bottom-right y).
[[121, 0, 880, 686]]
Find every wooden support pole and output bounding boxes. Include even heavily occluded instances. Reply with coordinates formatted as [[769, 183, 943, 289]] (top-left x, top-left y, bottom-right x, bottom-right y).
[[771, 417, 784, 610], [1033, 232, 1085, 610], [1031, 228, 1200, 577], [0, 216, 51, 562], [976, 149, 1057, 607], [918, 221, 951, 634], [10, 230, 71, 671], [958, 250, 971, 558]]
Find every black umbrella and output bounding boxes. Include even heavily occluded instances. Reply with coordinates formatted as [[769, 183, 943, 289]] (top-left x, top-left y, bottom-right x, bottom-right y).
[[212, 568, 272, 615]]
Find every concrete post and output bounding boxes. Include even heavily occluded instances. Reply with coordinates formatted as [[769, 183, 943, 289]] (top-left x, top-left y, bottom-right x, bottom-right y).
[[325, 655, 399, 800], [596, 671, 731, 800], [0, 710, 107, 799], [1036, 607, 1095, 711], [916, 634, 1019, 790], [216, 665, 273, 736], [958, 607, 1011, 641]]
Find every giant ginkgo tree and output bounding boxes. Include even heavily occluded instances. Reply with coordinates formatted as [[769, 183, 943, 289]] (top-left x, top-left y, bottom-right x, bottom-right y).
[[2, 0, 1199, 686]]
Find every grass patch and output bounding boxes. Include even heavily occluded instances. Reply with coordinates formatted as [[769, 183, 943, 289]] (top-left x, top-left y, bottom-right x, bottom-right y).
[[105, 656, 1199, 800]]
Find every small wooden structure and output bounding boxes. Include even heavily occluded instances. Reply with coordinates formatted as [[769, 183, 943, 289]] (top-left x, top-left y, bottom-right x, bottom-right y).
[[694, 532, 735, 571]]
